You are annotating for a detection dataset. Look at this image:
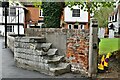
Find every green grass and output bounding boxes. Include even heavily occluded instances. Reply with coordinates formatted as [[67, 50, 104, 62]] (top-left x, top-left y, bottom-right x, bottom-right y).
[[99, 38, 120, 55]]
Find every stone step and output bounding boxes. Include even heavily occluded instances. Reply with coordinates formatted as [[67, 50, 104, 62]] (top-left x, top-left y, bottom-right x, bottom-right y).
[[46, 49, 58, 56], [49, 63, 71, 76], [15, 58, 71, 76], [45, 55, 64, 63], [14, 48, 33, 54], [30, 43, 52, 50], [41, 43, 52, 52], [15, 53, 64, 64], [14, 48, 47, 56], [34, 50, 46, 56], [15, 37, 46, 43], [14, 53, 64, 64]]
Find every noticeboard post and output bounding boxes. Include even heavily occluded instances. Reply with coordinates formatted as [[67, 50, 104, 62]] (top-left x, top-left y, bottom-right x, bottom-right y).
[[88, 19, 98, 77]]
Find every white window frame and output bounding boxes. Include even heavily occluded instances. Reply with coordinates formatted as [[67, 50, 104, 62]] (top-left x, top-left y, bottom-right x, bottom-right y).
[[80, 25, 84, 30], [39, 9, 43, 17], [38, 23, 44, 28], [68, 24, 73, 29]]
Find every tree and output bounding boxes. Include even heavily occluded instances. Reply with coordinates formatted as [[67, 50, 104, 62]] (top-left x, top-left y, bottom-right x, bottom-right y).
[[94, 6, 114, 28], [65, 1, 115, 27], [31, 1, 115, 28]]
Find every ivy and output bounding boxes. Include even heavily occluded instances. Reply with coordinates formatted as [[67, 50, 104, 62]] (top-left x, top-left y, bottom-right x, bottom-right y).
[[42, 2, 64, 28]]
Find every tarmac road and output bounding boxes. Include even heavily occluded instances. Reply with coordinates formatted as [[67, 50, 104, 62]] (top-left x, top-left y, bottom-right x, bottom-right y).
[[0, 36, 2, 79]]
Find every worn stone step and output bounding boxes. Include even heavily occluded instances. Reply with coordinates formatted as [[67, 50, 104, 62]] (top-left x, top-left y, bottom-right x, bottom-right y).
[[30, 43, 52, 50], [15, 53, 64, 63], [34, 50, 46, 56], [49, 63, 71, 76], [46, 49, 58, 56], [14, 48, 46, 56], [14, 48, 34, 54], [15, 37, 46, 43], [45, 55, 64, 63], [41, 43, 52, 52], [14, 42, 32, 49], [15, 58, 71, 76]]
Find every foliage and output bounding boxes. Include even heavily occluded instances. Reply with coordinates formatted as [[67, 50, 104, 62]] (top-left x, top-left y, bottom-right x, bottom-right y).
[[32, 1, 115, 28], [65, 1, 114, 13], [42, 2, 64, 28], [33, 1, 42, 9], [65, 1, 114, 28], [94, 6, 114, 28]]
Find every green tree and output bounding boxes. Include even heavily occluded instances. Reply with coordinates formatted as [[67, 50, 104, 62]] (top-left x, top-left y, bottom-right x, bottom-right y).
[[94, 6, 114, 28], [31, 1, 115, 28], [65, 1, 114, 28]]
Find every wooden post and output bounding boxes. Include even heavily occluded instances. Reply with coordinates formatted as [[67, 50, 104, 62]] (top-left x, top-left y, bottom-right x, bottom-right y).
[[88, 19, 98, 77]]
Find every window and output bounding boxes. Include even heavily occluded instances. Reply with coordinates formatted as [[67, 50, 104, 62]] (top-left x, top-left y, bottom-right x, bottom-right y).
[[40, 9, 43, 17], [72, 9, 80, 17], [41, 23, 45, 28], [80, 25, 84, 29], [74, 25, 78, 29], [109, 17, 111, 22], [68, 24, 72, 29], [10, 7, 16, 16], [112, 15, 114, 20], [7, 26, 12, 32], [3, 8, 9, 16], [115, 13, 117, 22], [12, 26, 14, 32]]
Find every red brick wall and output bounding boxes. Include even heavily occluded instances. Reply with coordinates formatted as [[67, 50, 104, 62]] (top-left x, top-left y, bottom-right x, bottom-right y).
[[66, 30, 89, 72], [26, 7, 43, 23]]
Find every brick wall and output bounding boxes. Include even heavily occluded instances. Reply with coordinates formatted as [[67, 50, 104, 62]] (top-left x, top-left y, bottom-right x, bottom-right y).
[[66, 29, 89, 73]]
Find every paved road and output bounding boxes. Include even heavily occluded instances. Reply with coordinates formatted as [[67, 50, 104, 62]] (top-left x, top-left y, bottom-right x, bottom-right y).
[[0, 37, 2, 79], [0, 36, 88, 79]]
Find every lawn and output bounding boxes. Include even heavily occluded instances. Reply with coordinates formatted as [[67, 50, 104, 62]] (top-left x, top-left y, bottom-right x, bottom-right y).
[[99, 38, 120, 55]]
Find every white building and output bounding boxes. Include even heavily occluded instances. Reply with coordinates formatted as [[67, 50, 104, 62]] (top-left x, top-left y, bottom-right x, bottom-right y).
[[64, 5, 88, 29], [0, 1, 26, 36], [108, 3, 120, 34]]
